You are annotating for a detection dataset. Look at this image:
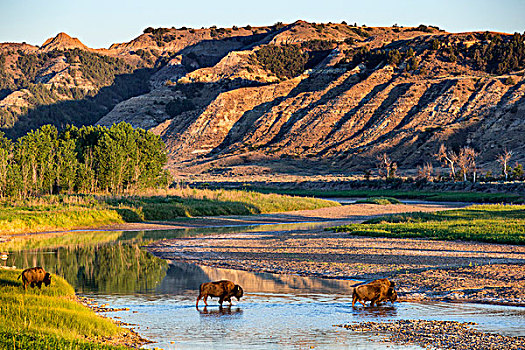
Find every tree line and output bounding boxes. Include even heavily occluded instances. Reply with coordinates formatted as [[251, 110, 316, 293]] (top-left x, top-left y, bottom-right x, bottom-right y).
[[375, 145, 524, 182], [0, 122, 168, 198]]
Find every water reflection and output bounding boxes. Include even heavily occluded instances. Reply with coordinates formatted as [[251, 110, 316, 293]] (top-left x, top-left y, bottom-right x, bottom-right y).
[[6, 243, 168, 294], [198, 306, 243, 317], [352, 305, 398, 318], [160, 261, 360, 296]]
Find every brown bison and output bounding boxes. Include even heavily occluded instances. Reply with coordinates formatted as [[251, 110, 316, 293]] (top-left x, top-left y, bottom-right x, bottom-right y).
[[196, 280, 244, 308], [352, 278, 396, 307], [18, 267, 52, 290]]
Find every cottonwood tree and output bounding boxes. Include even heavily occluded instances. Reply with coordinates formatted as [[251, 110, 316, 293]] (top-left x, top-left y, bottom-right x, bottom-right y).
[[376, 153, 397, 179], [497, 149, 513, 181], [0, 122, 167, 197], [457, 147, 478, 182], [416, 162, 434, 181], [0, 132, 12, 197], [435, 144, 458, 180]]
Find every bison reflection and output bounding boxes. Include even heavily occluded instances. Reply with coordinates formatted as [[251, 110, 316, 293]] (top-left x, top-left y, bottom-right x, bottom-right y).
[[196, 280, 244, 308], [18, 267, 52, 290], [199, 306, 243, 316], [352, 278, 397, 307]]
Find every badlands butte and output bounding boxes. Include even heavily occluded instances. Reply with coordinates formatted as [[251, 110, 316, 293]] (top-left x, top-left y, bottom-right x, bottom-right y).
[[1, 21, 524, 174]]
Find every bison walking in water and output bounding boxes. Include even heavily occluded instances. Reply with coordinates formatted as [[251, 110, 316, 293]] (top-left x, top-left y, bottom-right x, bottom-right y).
[[352, 278, 397, 307], [18, 267, 52, 290], [196, 280, 244, 308]]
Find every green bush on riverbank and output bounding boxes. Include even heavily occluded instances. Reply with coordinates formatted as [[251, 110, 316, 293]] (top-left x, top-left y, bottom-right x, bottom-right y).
[[0, 269, 130, 349], [331, 204, 525, 244]]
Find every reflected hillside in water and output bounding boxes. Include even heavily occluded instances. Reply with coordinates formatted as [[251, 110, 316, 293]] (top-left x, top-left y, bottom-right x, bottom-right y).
[[5, 243, 168, 294], [0, 221, 335, 251], [159, 261, 359, 295], [2, 221, 358, 296]]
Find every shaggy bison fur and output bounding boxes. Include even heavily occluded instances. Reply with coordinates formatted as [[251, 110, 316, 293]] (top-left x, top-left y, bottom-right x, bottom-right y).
[[352, 278, 397, 307], [196, 280, 244, 308], [18, 267, 52, 290]]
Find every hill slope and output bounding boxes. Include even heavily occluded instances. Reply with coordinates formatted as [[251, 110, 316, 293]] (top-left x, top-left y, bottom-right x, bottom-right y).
[[1, 22, 524, 173]]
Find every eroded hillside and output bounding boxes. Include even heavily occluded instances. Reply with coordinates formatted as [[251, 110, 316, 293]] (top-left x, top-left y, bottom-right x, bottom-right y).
[[1, 22, 524, 172]]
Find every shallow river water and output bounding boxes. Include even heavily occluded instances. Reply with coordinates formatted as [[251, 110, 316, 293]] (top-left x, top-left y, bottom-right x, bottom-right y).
[[3, 222, 525, 349]]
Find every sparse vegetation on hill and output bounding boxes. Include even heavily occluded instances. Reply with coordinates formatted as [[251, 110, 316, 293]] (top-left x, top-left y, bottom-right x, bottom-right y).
[[255, 44, 309, 78], [438, 32, 525, 74]]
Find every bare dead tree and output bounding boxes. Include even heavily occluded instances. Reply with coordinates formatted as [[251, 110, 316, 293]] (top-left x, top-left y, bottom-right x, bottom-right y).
[[496, 149, 513, 181], [457, 146, 478, 182], [417, 162, 434, 181], [376, 153, 396, 179], [435, 144, 458, 180]]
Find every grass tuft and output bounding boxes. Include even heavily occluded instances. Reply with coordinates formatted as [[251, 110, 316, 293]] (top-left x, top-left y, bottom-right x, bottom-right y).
[[355, 197, 402, 205]]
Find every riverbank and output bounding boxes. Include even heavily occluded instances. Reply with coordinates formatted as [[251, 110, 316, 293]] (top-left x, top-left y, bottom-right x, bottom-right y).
[[147, 204, 525, 307], [0, 189, 337, 235], [0, 268, 146, 349]]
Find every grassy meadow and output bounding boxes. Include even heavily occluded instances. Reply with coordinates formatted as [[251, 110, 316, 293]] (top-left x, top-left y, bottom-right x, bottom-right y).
[[331, 204, 525, 245], [0, 268, 131, 349], [0, 189, 338, 234]]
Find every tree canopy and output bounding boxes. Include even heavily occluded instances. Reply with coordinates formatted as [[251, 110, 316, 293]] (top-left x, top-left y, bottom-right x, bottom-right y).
[[0, 122, 168, 197]]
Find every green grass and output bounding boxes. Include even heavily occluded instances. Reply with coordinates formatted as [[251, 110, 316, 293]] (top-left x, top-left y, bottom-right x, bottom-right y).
[[104, 188, 339, 221], [246, 188, 524, 204], [0, 190, 339, 234], [354, 197, 403, 205], [0, 269, 130, 349], [330, 204, 525, 245]]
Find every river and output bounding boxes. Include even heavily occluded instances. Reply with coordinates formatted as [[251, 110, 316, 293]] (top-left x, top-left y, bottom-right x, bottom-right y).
[[3, 222, 524, 349]]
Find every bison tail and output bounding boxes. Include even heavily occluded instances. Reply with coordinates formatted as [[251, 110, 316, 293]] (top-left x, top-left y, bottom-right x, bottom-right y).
[[17, 274, 21, 280]]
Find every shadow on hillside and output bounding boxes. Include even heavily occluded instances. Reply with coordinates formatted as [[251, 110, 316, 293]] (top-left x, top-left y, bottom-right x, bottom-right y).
[[2, 27, 287, 140], [210, 67, 353, 154], [2, 68, 154, 139]]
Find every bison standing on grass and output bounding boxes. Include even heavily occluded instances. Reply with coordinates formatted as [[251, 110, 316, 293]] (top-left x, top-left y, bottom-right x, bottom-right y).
[[196, 280, 244, 308], [352, 278, 397, 307], [18, 267, 52, 290]]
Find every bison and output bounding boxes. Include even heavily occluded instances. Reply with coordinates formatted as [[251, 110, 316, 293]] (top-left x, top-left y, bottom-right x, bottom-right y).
[[352, 278, 396, 307], [18, 267, 52, 290], [196, 280, 244, 308]]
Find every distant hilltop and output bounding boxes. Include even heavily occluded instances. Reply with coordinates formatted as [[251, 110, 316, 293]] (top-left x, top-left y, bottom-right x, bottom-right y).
[[0, 21, 523, 175]]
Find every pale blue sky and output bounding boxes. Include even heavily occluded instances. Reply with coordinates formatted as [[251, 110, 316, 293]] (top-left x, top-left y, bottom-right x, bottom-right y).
[[1, 0, 524, 48]]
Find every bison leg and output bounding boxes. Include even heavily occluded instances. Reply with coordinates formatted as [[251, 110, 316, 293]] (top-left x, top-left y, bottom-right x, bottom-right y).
[[196, 294, 202, 308], [218, 296, 224, 306], [36, 281, 42, 289], [203, 295, 208, 306], [352, 293, 357, 308]]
